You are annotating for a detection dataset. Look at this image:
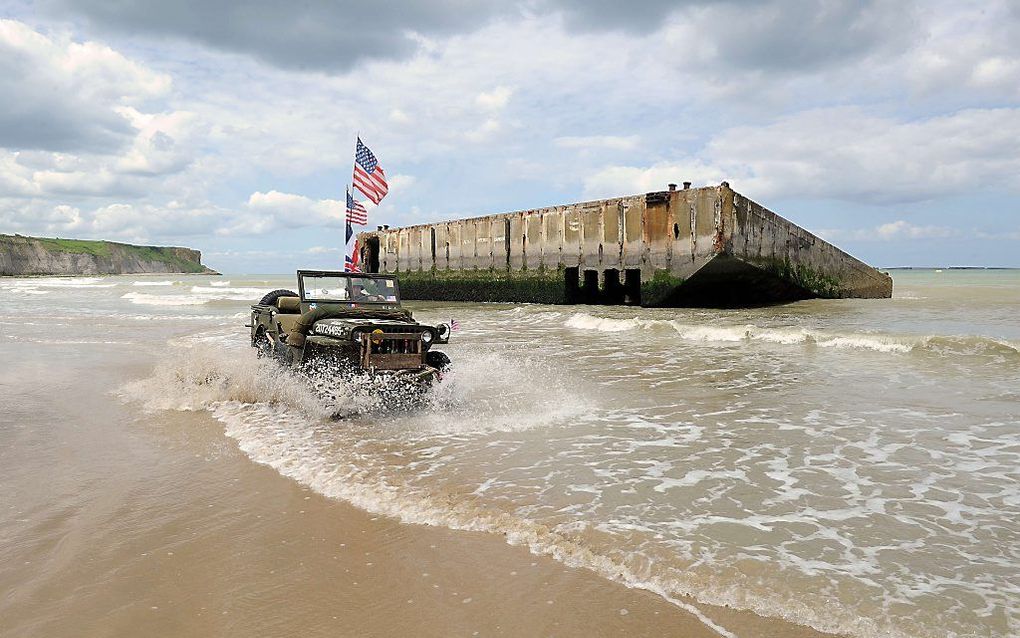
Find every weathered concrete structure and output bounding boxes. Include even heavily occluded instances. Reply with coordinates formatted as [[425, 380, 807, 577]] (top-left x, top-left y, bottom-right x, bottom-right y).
[[357, 183, 891, 307]]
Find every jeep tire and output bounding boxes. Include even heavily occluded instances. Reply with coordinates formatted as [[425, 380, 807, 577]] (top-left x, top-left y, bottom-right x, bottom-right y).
[[258, 289, 298, 307]]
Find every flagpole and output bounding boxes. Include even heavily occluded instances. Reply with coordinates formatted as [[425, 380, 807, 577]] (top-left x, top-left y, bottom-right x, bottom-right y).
[[354, 129, 360, 183], [346, 130, 360, 272]]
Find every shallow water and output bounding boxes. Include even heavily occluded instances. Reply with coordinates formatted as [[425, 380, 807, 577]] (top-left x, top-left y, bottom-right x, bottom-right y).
[[1, 270, 1018, 637]]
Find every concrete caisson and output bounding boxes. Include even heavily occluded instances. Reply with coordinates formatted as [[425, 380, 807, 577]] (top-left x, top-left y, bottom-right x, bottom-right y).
[[357, 184, 892, 307]]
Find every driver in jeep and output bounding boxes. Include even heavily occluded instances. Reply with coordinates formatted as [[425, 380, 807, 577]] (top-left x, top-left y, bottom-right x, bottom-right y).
[[352, 280, 386, 302]]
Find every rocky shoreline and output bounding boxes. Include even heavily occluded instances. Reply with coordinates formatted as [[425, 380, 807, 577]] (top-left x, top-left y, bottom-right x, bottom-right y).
[[0, 234, 217, 276]]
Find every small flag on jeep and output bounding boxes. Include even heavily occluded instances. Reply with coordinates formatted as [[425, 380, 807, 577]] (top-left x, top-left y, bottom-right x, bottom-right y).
[[450, 319, 460, 331]]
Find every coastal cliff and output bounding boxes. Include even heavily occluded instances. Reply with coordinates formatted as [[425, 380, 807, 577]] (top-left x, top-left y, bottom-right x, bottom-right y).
[[0, 234, 217, 276]]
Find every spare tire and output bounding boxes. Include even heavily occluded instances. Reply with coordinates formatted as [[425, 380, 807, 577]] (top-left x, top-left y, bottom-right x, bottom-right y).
[[258, 289, 298, 306]]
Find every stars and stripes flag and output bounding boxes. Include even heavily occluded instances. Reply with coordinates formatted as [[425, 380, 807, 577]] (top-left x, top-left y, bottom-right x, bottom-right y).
[[346, 188, 368, 225], [450, 319, 460, 331], [344, 220, 361, 272], [353, 137, 388, 204]]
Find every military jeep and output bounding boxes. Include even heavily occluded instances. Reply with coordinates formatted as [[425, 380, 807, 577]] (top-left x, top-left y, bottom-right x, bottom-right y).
[[249, 270, 451, 383]]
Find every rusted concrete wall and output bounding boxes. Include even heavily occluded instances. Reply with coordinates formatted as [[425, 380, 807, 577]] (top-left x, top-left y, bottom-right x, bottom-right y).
[[358, 184, 891, 306]]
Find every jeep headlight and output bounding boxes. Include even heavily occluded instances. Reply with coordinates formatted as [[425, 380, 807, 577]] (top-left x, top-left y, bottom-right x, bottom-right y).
[[421, 331, 433, 344]]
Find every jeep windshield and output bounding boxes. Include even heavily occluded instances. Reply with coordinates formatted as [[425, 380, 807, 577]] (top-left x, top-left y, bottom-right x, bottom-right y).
[[298, 272, 400, 304]]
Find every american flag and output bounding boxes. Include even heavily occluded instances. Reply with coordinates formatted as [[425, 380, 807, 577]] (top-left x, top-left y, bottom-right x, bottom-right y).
[[344, 220, 361, 272], [353, 137, 388, 204], [346, 188, 368, 225], [450, 319, 460, 331]]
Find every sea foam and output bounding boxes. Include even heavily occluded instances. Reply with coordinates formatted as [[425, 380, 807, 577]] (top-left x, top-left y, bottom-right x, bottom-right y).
[[564, 313, 1020, 357]]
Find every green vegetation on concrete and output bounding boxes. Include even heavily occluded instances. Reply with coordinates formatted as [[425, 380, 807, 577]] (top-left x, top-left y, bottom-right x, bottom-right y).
[[640, 269, 686, 306], [761, 258, 847, 298], [396, 267, 566, 303]]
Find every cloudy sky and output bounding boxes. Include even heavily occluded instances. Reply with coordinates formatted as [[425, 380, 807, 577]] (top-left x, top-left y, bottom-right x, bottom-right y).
[[1, 0, 1018, 271]]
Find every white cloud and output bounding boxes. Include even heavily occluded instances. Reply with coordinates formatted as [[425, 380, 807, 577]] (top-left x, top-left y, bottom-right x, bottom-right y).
[[231, 190, 345, 235], [902, 1, 1020, 101], [583, 161, 729, 199], [818, 221, 958, 242], [114, 108, 200, 175], [89, 201, 228, 241], [475, 86, 513, 111], [875, 221, 955, 240], [30, 167, 129, 197], [0, 20, 202, 221], [388, 108, 411, 124], [555, 135, 639, 151], [708, 107, 1020, 203], [306, 245, 340, 254], [584, 107, 1020, 204], [0, 197, 227, 241], [0, 152, 39, 196], [386, 173, 417, 193], [464, 118, 502, 143], [975, 229, 1020, 241], [0, 19, 171, 152]]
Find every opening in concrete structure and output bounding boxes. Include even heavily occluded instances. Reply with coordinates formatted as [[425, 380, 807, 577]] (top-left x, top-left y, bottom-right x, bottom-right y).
[[504, 219, 511, 268], [583, 269, 599, 304], [564, 267, 580, 303], [624, 269, 641, 305], [445, 241, 450, 263], [365, 236, 380, 273], [673, 223, 680, 240], [662, 255, 814, 307], [430, 229, 436, 265], [602, 269, 623, 304]]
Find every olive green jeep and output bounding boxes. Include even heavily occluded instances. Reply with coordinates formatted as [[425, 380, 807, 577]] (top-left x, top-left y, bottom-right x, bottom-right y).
[[249, 270, 451, 383]]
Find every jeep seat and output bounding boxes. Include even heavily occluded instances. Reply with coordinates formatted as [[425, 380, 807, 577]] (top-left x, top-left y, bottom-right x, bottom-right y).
[[277, 296, 301, 313]]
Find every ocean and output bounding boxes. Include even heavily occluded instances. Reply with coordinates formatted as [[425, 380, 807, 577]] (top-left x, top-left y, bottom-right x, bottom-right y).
[[1, 270, 1017, 637]]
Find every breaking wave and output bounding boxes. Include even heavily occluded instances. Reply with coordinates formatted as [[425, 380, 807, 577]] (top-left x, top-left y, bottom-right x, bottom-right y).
[[121, 286, 266, 306], [564, 313, 1020, 357], [18, 277, 118, 288], [131, 280, 176, 286], [121, 292, 210, 306], [1, 277, 117, 293]]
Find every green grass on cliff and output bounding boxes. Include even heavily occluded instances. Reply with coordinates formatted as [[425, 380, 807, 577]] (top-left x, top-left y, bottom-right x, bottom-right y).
[[1, 234, 209, 274], [33, 237, 114, 258]]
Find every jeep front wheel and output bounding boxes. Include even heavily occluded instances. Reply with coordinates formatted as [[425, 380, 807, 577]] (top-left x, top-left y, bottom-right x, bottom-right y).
[[426, 350, 451, 371]]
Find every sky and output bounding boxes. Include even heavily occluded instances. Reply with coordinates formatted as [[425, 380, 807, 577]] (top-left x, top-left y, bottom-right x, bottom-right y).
[[1, 0, 1019, 272]]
